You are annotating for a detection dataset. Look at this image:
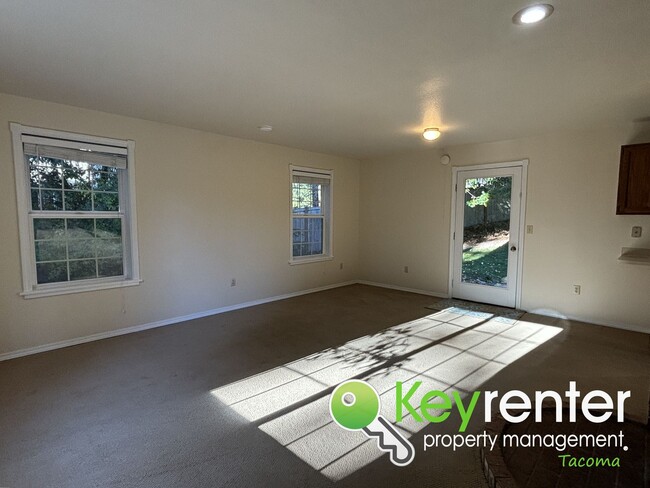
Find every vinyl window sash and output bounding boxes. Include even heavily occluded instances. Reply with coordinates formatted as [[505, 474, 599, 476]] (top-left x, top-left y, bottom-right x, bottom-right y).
[[11, 123, 141, 297], [289, 165, 333, 264], [27, 211, 128, 290], [27, 212, 126, 280]]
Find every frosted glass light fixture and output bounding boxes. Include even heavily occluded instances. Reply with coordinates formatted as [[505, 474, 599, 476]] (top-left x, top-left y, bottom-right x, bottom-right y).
[[422, 128, 441, 141], [513, 4, 554, 25]]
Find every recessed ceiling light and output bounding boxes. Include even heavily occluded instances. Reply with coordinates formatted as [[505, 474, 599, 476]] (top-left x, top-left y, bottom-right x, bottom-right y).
[[258, 125, 273, 132], [422, 128, 441, 141], [512, 4, 554, 25]]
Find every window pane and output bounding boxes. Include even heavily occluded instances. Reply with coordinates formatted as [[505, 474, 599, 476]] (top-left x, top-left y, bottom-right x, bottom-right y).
[[94, 192, 119, 211], [96, 218, 122, 238], [92, 171, 118, 192], [69, 259, 97, 281], [36, 261, 67, 284], [33, 219, 65, 240], [32, 162, 62, 189], [31, 218, 125, 285], [64, 190, 92, 211], [96, 238, 122, 258], [34, 156, 61, 169], [63, 167, 91, 191], [293, 218, 305, 232], [292, 182, 323, 215], [29, 166, 40, 187], [67, 219, 95, 238], [98, 257, 123, 277], [68, 239, 96, 259], [461, 176, 512, 288], [292, 217, 324, 257], [27, 154, 121, 213], [308, 218, 322, 237], [31, 189, 41, 210], [41, 189, 63, 210], [35, 240, 67, 262]]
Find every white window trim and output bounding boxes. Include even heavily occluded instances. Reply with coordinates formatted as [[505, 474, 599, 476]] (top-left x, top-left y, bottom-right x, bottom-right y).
[[289, 164, 334, 265], [10, 123, 142, 298]]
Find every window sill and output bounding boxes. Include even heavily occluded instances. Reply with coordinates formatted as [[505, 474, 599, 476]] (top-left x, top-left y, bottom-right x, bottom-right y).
[[289, 255, 334, 266], [21, 278, 143, 299]]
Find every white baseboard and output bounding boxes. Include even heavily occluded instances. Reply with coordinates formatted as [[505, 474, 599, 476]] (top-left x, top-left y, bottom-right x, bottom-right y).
[[356, 280, 449, 298], [530, 309, 649, 335], [3, 280, 646, 362], [358, 285, 648, 335], [0, 280, 357, 362]]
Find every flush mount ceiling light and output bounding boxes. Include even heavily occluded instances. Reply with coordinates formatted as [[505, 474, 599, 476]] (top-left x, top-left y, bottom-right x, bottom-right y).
[[512, 4, 554, 25], [422, 128, 441, 141], [258, 125, 273, 132]]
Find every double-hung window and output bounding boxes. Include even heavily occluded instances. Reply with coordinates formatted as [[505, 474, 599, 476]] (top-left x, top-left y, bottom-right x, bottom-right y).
[[11, 123, 141, 298], [290, 165, 332, 264]]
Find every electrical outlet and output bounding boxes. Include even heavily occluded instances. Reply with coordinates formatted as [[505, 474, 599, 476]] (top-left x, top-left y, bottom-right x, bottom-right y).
[[231, 278, 236, 287], [632, 226, 642, 238], [404, 266, 409, 274], [527, 225, 534, 234], [572, 284, 581, 295]]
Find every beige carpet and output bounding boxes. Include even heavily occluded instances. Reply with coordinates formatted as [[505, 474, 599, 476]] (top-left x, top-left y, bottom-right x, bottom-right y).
[[0, 284, 648, 487]]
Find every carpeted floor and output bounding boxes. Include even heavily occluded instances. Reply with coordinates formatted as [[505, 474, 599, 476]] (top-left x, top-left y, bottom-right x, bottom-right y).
[[0, 284, 648, 487]]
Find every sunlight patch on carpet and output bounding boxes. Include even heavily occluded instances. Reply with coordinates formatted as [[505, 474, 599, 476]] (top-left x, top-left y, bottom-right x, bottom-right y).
[[211, 308, 562, 481]]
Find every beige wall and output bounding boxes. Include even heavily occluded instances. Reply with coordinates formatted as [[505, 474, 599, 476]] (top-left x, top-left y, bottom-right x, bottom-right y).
[[358, 147, 449, 293], [2, 91, 649, 357], [0, 93, 360, 355], [360, 126, 650, 332]]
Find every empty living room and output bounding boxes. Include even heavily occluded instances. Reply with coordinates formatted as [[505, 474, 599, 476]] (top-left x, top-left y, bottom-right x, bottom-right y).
[[1, 2, 649, 487]]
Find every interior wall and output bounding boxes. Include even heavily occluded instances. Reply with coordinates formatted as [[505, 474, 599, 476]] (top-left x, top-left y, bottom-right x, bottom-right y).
[[360, 125, 650, 332], [0, 93, 360, 355], [358, 147, 447, 293]]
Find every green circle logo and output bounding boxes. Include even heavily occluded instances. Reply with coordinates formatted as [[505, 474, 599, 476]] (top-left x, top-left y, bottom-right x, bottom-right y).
[[330, 380, 380, 430]]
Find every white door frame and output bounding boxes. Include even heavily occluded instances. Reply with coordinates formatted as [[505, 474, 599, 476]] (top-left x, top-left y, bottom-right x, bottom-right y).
[[447, 160, 528, 309]]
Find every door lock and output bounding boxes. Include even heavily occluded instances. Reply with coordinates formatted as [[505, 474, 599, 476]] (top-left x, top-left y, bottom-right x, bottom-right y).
[[510, 245, 517, 252]]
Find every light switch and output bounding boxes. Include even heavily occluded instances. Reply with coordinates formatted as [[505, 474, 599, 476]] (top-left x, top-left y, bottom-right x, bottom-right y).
[[632, 226, 642, 238]]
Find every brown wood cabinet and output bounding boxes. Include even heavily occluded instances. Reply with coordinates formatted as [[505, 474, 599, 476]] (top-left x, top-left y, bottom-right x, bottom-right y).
[[616, 142, 650, 215]]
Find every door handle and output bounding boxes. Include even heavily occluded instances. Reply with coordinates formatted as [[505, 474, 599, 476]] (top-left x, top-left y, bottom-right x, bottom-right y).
[[510, 245, 517, 252]]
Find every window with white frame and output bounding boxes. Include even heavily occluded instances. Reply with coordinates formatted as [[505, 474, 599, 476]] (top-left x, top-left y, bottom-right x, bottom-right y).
[[11, 124, 141, 298], [290, 166, 333, 263]]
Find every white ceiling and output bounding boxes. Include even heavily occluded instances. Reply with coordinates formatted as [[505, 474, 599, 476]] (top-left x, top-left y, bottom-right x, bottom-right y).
[[1, 1, 649, 159]]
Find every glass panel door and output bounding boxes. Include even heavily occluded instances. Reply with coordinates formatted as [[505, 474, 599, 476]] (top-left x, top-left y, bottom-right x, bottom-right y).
[[452, 165, 524, 308], [461, 176, 512, 288]]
